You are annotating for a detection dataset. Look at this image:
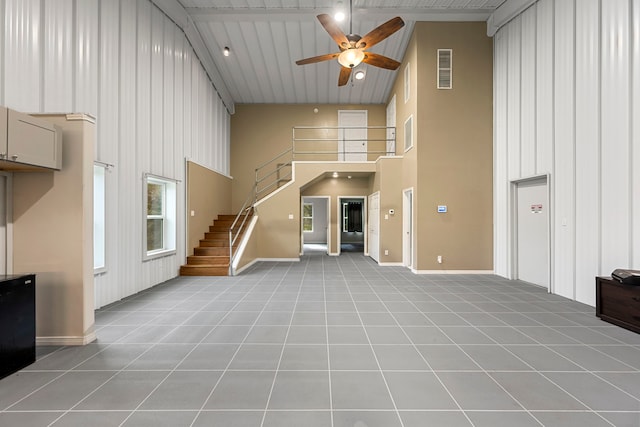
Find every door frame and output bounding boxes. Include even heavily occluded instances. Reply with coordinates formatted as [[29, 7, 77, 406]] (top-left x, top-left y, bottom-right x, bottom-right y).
[[510, 174, 552, 293], [337, 196, 367, 256], [386, 95, 396, 156], [368, 191, 380, 262], [403, 187, 414, 269], [300, 196, 331, 256]]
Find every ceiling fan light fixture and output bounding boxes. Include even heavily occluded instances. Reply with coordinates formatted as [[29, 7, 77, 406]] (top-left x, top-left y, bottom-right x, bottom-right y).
[[338, 48, 364, 68]]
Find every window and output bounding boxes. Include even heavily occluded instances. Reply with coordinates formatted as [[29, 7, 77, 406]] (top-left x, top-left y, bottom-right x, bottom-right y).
[[303, 203, 313, 232], [404, 115, 413, 152], [404, 63, 410, 103], [144, 175, 177, 259], [94, 165, 106, 272]]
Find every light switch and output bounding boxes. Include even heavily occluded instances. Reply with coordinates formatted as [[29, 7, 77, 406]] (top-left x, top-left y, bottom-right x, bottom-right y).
[[190, 210, 195, 217], [384, 214, 389, 220], [288, 214, 294, 220]]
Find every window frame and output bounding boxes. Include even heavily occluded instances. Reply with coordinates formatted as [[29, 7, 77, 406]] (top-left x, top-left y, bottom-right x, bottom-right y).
[[302, 202, 314, 232], [93, 164, 106, 274], [404, 115, 414, 152], [144, 174, 177, 260]]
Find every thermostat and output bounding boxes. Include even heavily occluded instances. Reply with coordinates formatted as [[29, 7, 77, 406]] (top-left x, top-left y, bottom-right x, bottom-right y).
[[437, 205, 447, 213]]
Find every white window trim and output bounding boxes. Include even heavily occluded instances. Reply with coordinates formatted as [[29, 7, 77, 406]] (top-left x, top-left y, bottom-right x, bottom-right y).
[[404, 63, 411, 103], [143, 174, 177, 261], [404, 115, 414, 152], [303, 202, 314, 233], [93, 164, 107, 274]]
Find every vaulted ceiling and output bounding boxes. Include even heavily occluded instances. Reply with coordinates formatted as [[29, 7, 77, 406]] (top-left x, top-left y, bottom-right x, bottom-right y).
[[155, 0, 510, 111]]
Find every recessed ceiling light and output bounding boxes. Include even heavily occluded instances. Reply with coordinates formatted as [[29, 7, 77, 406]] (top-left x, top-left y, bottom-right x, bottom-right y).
[[348, 175, 352, 179], [332, 172, 339, 178], [223, 46, 230, 57], [354, 69, 365, 80], [334, 1, 345, 21]]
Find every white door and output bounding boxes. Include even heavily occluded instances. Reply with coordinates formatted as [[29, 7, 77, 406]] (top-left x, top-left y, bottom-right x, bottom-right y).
[[338, 110, 367, 161], [516, 178, 549, 289], [403, 188, 413, 268], [368, 192, 380, 262], [386, 95, 396, 155]]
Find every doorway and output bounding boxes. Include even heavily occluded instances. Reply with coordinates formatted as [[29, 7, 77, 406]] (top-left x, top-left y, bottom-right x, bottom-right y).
[[513, 176, 550, 290], [338, 110, 367, 161], [403, 188, 413, 269], [337, 197, 365, 254], [301, 196, 330, 255], [368, 192, 380, 262]]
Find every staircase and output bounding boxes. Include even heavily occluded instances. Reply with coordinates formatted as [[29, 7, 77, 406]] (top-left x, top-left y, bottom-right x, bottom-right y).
[[179, 213, 252, 276]]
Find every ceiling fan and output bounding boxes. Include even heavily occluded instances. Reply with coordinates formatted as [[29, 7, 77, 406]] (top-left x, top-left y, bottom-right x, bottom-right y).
[[295, 1, 405, 86]]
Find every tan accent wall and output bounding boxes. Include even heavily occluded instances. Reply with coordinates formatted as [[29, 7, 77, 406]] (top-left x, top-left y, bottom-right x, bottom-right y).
[[384, 22, 493, 271], [186, 161, 232, 256], [301, 176, 372, 255], [371, 157, 404, 263], [13, 114, 95, 344], [230, 104, 386, 212], [415, 22, 493, 271]]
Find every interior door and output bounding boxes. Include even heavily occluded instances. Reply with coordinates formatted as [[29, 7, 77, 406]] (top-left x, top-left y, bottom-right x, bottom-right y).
[[368, 192, 380, 262], [516, 178, 549, 289], [386, 95, 396, 155], [403, 188, 413, 268], [338, 110, 367, 161]]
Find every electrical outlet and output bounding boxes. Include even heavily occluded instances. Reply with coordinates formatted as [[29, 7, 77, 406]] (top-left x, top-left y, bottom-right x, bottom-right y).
[[437, 255, 442, 264], [384, 250, 389, 256]]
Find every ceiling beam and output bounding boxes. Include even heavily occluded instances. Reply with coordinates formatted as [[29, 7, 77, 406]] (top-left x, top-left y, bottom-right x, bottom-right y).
[[486, 0, 537, 36], [152, 0, 235, 114], [185, 7, 494, 23]]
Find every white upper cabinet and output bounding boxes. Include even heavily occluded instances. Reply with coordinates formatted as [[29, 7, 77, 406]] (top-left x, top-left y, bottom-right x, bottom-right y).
[[0, 107, 62, 171]]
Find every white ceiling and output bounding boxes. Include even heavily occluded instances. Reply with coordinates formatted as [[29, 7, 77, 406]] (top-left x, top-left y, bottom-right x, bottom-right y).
[[161, 0, 509, 109]]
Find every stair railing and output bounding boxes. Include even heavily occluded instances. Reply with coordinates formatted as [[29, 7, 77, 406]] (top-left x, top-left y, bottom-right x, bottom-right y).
[[228, 183, 257, 275]]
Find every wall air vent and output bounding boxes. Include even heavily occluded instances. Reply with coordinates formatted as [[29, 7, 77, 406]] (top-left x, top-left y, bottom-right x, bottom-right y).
[[437, 49, 452, 89]]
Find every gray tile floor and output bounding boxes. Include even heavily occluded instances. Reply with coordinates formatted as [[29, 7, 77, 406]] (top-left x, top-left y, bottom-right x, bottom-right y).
[[2, 252, 640, 426]]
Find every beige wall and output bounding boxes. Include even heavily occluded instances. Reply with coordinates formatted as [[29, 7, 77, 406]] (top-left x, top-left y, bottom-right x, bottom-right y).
[[13, 114, 95, 345], [186, 161, 232, 256], [371, 157, 404, 263], [230, 104, 386, 212], [385, 22, 493, 271]]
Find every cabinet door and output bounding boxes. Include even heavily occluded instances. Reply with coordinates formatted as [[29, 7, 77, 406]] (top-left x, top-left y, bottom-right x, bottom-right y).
[[7, 110, 61, 170]]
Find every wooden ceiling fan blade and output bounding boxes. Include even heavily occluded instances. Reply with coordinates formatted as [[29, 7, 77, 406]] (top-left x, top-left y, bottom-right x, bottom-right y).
[[295, 52, 340, 65], [363, 52, 401, 70], [317, 14, 349, 49], [338, 67, 352, 86], [356, 16, 405, 50]]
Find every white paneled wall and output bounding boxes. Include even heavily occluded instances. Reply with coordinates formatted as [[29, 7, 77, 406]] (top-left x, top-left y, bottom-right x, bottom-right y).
[[0, 0, 231, 308], [494, 0, 640, 306]]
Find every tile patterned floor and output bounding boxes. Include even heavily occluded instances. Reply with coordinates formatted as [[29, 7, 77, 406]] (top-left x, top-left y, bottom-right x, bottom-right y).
[[1, 252, 640, 426]]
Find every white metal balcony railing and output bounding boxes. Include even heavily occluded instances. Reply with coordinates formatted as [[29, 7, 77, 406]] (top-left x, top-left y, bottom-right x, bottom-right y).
[[228, 126, 396, 274]]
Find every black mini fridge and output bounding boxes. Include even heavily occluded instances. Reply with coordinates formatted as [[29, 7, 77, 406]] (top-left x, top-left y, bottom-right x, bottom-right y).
[[0, 274, 36, 379]]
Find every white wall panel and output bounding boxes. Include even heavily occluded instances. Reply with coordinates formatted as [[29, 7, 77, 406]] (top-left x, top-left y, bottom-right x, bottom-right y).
[[150, 6, 164, 176], [534, 0, 553, 175], [552, 0, 575, 299], [43, 0, 73, 112], [163, 19, 175, 178], [600, 0, 631, 273], [574, 0, 600, 306], [494, 0, 639, 306], [493, 30, 509, 277], [4, 0, 41, 111], [506, 18, 521, 180], [75, 0, 98, 116], [519, 7, 536, 177], [633, 0, 640, 270]]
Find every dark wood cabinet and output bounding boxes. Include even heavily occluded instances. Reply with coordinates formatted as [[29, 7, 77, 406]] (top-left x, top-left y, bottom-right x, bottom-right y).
[[0, 274, 36, 379], [596, 276, 640, 334]]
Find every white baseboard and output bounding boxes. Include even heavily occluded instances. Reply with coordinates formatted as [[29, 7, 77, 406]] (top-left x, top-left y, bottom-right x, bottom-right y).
[[255, 258, 300, 262], [234, 258, 259, 275], [378, 262, 404, 266], [328, 252, 340, 257], [37, 331, 97, 346], [413, 269, 495, 275]]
